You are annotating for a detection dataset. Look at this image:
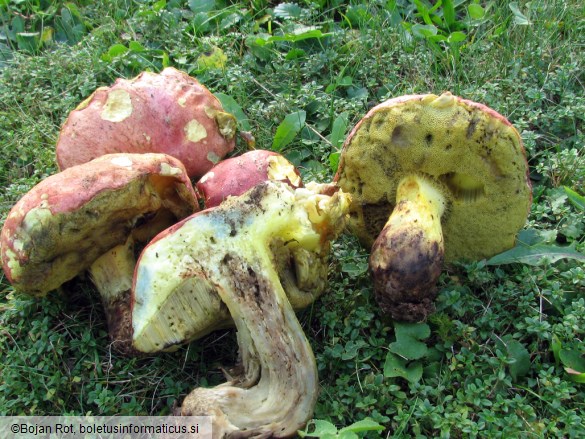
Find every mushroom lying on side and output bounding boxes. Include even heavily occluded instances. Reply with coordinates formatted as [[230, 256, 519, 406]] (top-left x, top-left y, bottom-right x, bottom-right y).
[[0, 153, 198, 349], [121, 151, 330, 353], [335, 92, 532, 321], [56, 67, 237, 179], [132, 181, 350, 437]]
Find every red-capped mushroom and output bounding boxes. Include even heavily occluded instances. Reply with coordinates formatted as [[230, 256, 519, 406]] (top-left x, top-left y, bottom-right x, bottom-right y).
[[196, 149, 303, 208], [1, 153, 198, 351], [56, 67, 237, 179]]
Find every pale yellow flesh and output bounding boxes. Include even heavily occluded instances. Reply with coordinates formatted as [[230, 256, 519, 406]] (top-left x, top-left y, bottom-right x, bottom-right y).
[[133, 182, 350, 437], [384, 175, 446, 242]]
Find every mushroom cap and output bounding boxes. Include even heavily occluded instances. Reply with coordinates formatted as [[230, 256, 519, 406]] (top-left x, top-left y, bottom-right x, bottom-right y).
[[56, 67, 237, 179], [196, 149, 303, 208], [1, 153, 198, 295], [335, 92, 532, 262]]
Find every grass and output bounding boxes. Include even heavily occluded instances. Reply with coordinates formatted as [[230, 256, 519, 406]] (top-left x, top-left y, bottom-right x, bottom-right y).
[[1, 0, 584, 436]]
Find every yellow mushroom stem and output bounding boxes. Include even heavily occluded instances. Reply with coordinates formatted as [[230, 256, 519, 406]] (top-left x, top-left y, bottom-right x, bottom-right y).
[[369, 175, 447, 322]]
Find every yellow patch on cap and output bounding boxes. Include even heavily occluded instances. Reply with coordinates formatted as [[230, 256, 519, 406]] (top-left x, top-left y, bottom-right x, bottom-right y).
[[159, 162, 183, 177], [101, 89, 133, 123], [184, 119, 208, 143], [111, 156, 134, 168]]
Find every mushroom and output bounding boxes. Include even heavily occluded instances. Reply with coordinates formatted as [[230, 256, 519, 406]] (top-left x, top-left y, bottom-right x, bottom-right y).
[[196, 149, 303, 208], [0, 153, 198, 349], [56, 67, 237, 179], [131, 181, 351, 437], [123, 151, 330, 353], [334, 92, 532, 321]]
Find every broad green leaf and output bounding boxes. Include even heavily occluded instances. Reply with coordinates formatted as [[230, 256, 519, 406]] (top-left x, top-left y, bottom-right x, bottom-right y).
[[447, 31, 467, 43], [265, 28, 331, 44], [384, 352, 423, 383], [64, 2, 83, 20], [10, 15, 25, 35], [192, 12, 211, 35], [412, 23, 438, 39], [15, 32, 40, 52], [559, 350, 585, 383], [342, 340, 368, 360], [214, 93, 251, 131], [509, 2, 531, 26], [516, 228, 555, 246], [330, 112, 349, 149], [341, 259, 368, 276], [219, 13, 241, 31], [106, 43, 128, 58], [153, 0, 167, 12], [337, 76, 353, 87], [442, 0, 456, 27], [338, 432, 359, 439], [274, 3, 303, 20], [246, 35, 274, 61], [412, 0, 433, 26], [389, 322, 430, 360], [188, 0, 214, 13], [498, 337, 530, 381], [329, 152, 340, 173], [347, 86, 368, 100], [128, 41, 145, 52], [272, 110, 306, 151], [468, 4, 485, 20], [563, 186, 585, 211], [486, 241, 585, 266], [339, 419, 385, 434], [298, 419, 338, 437]]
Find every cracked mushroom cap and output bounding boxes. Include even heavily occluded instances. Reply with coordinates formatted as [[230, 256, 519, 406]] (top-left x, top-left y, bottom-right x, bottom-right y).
[[196, 149, 303, 208], [56, 67, 237, 179], [335, 92, 532, 262], [1, 153, 198, 296]]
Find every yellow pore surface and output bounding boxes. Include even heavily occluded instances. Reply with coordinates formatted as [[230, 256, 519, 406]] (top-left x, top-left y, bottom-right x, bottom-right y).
[[337, 93, 532, 262]]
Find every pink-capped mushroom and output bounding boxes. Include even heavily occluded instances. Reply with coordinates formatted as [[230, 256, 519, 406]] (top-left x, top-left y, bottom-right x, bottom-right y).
[[56, 67, 237, 179], [1, 153, 199, 352]]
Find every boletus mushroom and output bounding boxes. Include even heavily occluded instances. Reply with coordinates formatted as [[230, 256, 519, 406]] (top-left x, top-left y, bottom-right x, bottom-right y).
[[0, 153, 198, 349], [335, 92, 532, 321], [56, 67, 237, 179], [131, 181, 351, 437], [196, 149, 303, 208]]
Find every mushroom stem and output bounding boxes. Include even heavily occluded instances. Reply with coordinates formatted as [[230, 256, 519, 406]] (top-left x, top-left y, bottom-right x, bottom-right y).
[[179, 250, 317, 438], [89, 238, 136, 353], [369, 175, 446, 322]]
